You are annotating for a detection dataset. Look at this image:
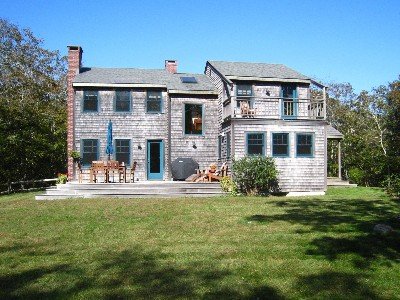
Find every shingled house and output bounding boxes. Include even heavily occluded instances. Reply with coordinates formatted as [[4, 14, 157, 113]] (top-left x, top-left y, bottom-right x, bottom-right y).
[[67, 46, 335, 194]]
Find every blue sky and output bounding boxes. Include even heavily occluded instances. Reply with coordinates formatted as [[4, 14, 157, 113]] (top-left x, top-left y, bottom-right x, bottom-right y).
[[1, 0, 399, 92]]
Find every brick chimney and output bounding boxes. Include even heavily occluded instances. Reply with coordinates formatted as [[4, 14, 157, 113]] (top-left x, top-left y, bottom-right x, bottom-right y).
[[67, 46, 83, 180], [165, 60, 178, 74]]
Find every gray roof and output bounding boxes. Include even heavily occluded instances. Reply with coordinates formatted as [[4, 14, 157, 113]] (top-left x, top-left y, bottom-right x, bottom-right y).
[[73, 67, 217, 94], [327, 125, 344, 139], [208, 61, 310, 81]]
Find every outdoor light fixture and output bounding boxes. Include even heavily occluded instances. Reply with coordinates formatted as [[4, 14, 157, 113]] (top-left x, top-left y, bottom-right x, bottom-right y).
[[138, 144, 142, 150], [192, 142, 197, 149]]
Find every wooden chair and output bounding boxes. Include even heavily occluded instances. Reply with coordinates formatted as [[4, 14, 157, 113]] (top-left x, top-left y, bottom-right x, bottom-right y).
[[90, 161, 107, 183], [107, 160, 122, 183], [130, 161, 137, 183], [240, 101, 256, 117], [208, 163, 229, 182]]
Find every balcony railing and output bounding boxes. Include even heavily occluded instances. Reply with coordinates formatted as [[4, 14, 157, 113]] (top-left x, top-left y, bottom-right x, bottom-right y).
[[222, 96, 326, 121]]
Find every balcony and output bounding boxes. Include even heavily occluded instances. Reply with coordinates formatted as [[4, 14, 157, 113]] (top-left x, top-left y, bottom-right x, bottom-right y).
[[222, 95, 326, 121]]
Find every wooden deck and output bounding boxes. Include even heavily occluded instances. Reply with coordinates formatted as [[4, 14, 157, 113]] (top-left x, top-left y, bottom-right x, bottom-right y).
[[35, 181, 224, 200]]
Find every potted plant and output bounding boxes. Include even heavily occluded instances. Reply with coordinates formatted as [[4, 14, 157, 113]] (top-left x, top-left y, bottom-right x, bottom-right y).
[[70, 150, 81, 163]]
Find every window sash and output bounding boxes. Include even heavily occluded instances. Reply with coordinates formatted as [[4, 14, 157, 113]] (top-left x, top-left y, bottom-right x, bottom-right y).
[[82, 139, 98, 165], [226, 132, 231, 158], [184, 104, 203, 135], [147, 91, 162, 113], [83, 91, 98, 112], [297, 134, 313, 156], [115, 91, 131, 112], [247, 133, 264, 155], [115, 139, 130, 165], [272, 133, 289, 156], [237, 85, 252, 96]]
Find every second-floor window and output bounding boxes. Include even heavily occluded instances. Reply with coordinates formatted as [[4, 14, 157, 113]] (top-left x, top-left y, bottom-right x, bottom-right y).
[[147, 91, 162, 113], [184, 104, 203, 135], [237, 84, 252, 108], [83, 91, 98, 112], [115, 90, 131, 112]]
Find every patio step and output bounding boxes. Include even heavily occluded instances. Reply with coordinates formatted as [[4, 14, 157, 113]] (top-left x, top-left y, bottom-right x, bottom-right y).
[[327, 177, 357, 187], [36, 181, 224, 200]]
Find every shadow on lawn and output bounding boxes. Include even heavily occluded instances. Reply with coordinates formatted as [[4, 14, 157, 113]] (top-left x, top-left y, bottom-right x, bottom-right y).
[[246, 196, 400, 297], [0, 242, 283, 299]]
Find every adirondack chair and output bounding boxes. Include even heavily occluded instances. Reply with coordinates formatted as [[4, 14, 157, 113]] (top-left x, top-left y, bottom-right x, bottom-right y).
[[208, 163, 228, 182], [240, 101, 256, 117]]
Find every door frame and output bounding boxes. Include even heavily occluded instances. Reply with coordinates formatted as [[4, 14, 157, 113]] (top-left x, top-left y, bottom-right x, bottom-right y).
[[146, 139, 164, 180]]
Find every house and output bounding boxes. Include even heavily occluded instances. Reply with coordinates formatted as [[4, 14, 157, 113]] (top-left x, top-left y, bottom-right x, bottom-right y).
[[67, 46, 337, 194]]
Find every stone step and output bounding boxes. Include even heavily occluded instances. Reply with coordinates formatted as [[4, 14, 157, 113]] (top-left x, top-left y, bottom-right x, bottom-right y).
[[36, 193, 223, 200]]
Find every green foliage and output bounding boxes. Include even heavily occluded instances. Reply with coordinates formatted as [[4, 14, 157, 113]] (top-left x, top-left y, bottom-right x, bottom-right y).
[[220, 176, 238, 196], [70, 151, 80, 159], [348, 168, 365, 185], [384, 175, 400, 199], [232, 156, 279, 196], [56, 173, 68, 184], [0, 19, 67, 183]]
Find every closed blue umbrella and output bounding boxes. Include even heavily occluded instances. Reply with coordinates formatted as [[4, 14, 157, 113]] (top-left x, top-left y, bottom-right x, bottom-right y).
[[106, 120, 113, 160]]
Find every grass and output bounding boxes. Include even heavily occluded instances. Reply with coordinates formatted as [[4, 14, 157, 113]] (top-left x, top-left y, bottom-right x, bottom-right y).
[[0, 187, 399, 299]]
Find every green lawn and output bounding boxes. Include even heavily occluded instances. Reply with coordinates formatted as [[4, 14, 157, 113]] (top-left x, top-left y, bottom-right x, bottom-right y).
[[0, 187, 399, 299]]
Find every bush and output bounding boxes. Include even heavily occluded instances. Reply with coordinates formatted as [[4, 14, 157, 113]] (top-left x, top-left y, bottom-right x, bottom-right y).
[[56, 173, 68, 184], [220, 176, 238, 196], [232, 156, 279, 196], [348, 167, 365, 185], [384, 175, 400, 199]]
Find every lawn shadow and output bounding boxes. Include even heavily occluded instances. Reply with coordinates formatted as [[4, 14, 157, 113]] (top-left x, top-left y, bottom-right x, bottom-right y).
[[0, 241, 283, 299], [295, 271, 384, 299], [245, 197, 400, 269]]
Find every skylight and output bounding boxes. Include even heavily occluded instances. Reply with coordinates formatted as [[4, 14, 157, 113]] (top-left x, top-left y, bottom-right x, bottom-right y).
[[180, 76, 197, 83]]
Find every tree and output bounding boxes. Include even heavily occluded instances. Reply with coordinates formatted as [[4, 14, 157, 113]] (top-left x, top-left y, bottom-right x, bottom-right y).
[[0, 19, 67, 186]]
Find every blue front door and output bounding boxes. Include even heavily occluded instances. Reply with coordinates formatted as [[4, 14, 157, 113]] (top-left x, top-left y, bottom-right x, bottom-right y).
[[147, 140, 164, 180]]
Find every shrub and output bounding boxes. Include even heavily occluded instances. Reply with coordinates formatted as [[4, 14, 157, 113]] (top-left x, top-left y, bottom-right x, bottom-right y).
[[384, 175, 400, 199], [232, 156, 279, 196], [56, 173, 68, 184], [348, 167, 365, 185], [220, 176, 238, 196]]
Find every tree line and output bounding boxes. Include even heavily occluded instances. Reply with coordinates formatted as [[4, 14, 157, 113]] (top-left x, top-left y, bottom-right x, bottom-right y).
[[0, 19, 398, 196]]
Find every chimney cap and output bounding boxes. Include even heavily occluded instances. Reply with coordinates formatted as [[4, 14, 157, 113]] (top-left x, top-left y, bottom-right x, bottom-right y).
[[67, 45, 82, 52]]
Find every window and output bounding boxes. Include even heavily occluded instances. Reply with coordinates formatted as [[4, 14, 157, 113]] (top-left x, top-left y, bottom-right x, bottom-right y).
[[115, 90, 131, 112], [81, 139, 98, 165], [247, 133, 265, 155], [297, 134, 313, 157], [272, 133, 289, 157], [147, 91, 162, 113], [180, 76, 197, 83], [226, 132, 231, 158], [237, 84, 252, 108], [218, 136, 223, 159], [281, 84, 297, 117], [115, 139, 130, 165], [184, 104, 203, 134], [83, 91, 98, 112]]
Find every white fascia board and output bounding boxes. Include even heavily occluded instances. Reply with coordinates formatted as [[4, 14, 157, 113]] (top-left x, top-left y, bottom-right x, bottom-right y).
[[226, 76, 311, 84], [168, 89, 218, 95], [72, 83, 166, 88]]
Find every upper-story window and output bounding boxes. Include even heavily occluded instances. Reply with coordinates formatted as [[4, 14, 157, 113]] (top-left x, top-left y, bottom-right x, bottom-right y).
[[184, 104, 203, 135], [281, 84, 297, 117], [83, 91, 98, 112], [115, 90, 131, 112], [236, 84, 252, 108], [147, 91, 162, 113]]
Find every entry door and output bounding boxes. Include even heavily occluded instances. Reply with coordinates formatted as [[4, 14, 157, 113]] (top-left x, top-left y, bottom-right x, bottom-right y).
[[147, 140, 164, 180]]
